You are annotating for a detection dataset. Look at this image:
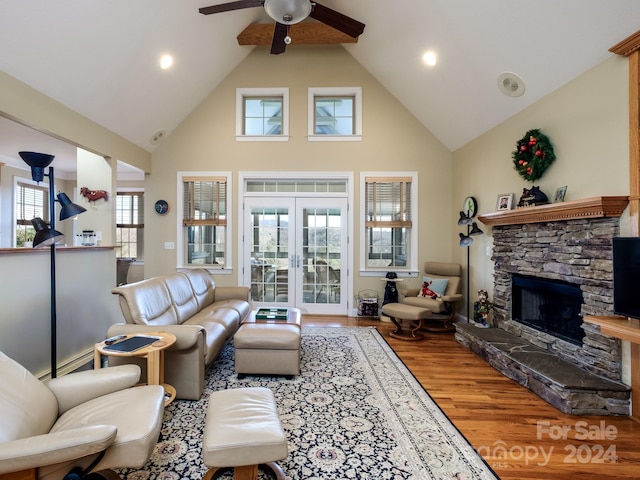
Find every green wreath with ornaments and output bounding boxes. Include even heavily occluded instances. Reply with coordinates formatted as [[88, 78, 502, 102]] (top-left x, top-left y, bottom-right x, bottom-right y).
[[512, 128, 556, 182]]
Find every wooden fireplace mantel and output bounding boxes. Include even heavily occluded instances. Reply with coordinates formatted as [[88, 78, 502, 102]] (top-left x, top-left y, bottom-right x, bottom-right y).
[[478, 196, 629, 227]]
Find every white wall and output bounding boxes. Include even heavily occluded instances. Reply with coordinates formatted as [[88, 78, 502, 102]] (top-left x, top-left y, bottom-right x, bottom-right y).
[[76, 149, 114, 246]]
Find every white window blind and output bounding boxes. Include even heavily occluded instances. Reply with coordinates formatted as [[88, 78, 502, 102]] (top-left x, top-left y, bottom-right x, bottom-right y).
[[365, 176, 413, 228], [15, 181, 47, 224], [183, 177, 227, 226]]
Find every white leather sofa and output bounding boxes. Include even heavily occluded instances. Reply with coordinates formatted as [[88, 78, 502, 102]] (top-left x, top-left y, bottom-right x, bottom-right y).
[[109, 269, 251, 400]]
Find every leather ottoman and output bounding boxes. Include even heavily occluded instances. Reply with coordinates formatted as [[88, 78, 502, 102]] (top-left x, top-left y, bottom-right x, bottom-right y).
[[234, 323, 301, 377], [203, 387, 287, 480]]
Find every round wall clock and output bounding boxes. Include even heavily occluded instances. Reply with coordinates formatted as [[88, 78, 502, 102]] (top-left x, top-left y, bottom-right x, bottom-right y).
[[154, 199, 169, 215], [463, 196, 478, 218]]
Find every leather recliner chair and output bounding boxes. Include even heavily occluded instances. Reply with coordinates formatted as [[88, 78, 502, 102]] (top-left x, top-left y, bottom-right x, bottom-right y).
[[399, 261, 463, 332], [0, 351, 165, 480]]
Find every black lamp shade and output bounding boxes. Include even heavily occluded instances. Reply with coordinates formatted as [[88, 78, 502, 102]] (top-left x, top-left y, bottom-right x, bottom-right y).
[[19, 151, 55, 183], [457, 211, 471, 226], [469, 222, 484, 236], [459, 232, 473, 247], [57, 192, 87, 220], [31, 217, 64, 248]]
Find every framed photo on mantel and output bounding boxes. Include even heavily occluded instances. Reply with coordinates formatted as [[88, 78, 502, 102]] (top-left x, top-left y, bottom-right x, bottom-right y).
[[555, 186, 567, 203], [496, 193, 513, 211]]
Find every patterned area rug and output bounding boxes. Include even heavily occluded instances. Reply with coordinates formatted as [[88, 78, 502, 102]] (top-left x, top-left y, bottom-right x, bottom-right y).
[[117, 326, 498, 479]]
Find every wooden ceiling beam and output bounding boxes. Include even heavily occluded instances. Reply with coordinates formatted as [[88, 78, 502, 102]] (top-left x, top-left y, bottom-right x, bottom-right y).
[[237, 22, 358, 46]]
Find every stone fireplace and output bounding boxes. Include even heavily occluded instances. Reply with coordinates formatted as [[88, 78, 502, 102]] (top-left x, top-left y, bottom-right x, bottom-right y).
[[491, 216, 621, 380], [455, 197, 631, 415]]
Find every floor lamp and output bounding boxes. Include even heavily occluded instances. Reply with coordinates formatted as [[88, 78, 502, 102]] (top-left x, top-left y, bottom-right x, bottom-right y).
[[458, 207, 483, 322], [19, 151, 86, 378]]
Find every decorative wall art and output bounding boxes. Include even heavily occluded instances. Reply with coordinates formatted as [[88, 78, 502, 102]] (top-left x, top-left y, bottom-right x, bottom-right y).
[[80, 187, 109, 203]]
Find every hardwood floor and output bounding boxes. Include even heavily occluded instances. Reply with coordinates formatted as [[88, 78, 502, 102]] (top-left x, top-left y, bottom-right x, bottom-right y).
[[302, 316, 640, 480]]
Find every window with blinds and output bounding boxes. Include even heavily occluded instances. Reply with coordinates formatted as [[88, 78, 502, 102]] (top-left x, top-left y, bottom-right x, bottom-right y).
[[182, 176, 229, 267], [15, 181, 47, 247], [116, 192, 144, 259], [363, 175, 416, 270]]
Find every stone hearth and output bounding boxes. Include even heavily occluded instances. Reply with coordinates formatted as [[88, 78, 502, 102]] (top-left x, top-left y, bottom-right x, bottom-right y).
[[455, 324, 630, 415], [455, 199, 631, 415]]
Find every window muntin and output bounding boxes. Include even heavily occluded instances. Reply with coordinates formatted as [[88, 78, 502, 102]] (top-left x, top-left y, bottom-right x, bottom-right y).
[[15, 181, 47, 247], [243, 96, 283, 135], [308, 87, 362, 141], [116, 192, 144, 259], [182, 176, 228, 267], [236, 88, 289, 141], [314, 96, 355, 135], [363, 175, 415, 270]]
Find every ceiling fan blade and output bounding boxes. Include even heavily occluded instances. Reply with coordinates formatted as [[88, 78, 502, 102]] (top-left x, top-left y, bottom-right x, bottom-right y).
[[199, 0, 263, 15], [270, 22, 288, 55], [310, 2, 365, 38]]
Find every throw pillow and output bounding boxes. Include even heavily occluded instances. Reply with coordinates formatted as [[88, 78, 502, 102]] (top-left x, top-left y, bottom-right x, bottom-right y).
[[417, 276, 449, 299]]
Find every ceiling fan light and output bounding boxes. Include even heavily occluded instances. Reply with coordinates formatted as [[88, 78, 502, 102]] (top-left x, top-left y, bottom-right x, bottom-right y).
[[264, 0, 312, 25]]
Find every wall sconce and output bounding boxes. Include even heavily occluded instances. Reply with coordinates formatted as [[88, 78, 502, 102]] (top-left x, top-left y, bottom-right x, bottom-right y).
[[19, 151, 87, 378]]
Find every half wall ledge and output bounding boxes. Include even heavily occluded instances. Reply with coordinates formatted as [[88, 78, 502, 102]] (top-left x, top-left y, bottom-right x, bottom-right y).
[[478, 196, 629, 227]]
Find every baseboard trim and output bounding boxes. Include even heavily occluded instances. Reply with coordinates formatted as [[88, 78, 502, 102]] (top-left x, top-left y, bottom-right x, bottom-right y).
[[37, 347, 95, 380]]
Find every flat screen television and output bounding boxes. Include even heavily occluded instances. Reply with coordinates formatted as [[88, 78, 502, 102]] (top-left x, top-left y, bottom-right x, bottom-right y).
[[612, 237, 640, 320]]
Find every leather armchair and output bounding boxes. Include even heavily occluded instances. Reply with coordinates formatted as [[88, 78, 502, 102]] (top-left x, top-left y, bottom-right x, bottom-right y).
[[0, 351, 164, 480], [400, 261, 463, 332]]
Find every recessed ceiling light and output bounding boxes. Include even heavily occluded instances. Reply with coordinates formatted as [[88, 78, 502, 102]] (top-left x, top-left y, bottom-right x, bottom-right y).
[[160, 54, 174, 70], [422, 51, 437, 67]]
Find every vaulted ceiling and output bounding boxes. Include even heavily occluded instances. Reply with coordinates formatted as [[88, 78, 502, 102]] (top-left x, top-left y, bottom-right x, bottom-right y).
[[1, 0, 639, 173]]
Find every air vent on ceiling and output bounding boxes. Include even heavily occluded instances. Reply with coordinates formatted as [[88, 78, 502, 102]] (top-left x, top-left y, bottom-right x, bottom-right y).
[[497, 72, 525, 97]]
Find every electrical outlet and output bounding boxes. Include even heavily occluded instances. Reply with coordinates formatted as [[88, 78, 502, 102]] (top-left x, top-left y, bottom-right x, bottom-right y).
[[486, 246, 492, 257], [164, 242, 175, 250]]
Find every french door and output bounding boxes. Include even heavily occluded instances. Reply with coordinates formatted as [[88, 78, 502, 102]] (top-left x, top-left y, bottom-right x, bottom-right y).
[[244, 196, 348, 315]]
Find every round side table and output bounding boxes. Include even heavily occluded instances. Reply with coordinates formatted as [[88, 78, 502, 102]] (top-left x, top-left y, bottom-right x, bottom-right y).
[[94, 331, 177, 406]]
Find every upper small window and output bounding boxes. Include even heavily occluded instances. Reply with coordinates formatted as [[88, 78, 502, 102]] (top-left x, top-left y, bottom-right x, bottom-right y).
[[236, 88, 289, 141], [308, 87, 362, 141]]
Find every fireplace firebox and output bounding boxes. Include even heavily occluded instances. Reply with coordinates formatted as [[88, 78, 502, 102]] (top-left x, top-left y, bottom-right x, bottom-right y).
[[511, 274, 584, 346]]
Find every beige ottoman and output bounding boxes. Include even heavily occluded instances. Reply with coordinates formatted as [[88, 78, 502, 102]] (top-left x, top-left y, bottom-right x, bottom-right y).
[[234, 323, 301, 378], [382, 303, 431, 341], [203, 387, 288, 480]]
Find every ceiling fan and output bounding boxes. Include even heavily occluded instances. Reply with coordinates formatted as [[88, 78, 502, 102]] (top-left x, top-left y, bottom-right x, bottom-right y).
[[199, 0, 365, 55]]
